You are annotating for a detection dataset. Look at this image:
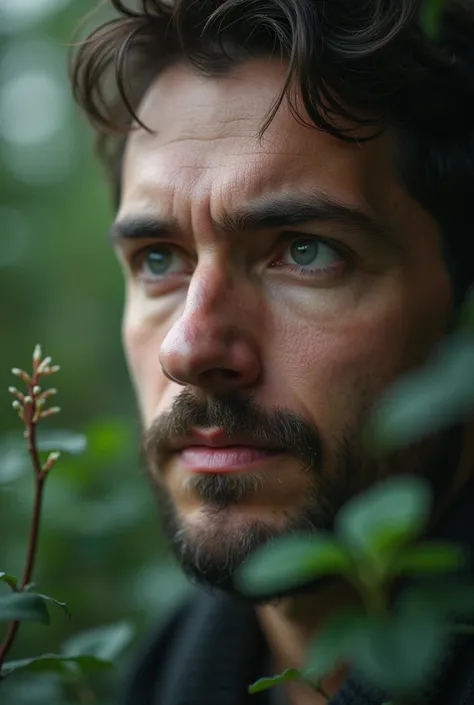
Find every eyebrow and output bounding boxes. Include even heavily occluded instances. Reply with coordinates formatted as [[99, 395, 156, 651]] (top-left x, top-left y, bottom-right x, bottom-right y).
[[108, 214, 179, 246], [108, 193, 388, 246]]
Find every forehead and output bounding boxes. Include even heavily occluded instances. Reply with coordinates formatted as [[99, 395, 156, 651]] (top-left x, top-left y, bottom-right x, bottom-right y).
[[121, 59, 397, 212]]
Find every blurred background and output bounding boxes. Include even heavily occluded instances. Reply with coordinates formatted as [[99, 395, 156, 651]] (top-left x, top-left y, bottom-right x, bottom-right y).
[[0, 1, 189, 703]]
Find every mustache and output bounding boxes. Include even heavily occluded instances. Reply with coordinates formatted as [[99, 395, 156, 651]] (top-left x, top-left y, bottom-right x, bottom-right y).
[[140, 388, 323, 471]]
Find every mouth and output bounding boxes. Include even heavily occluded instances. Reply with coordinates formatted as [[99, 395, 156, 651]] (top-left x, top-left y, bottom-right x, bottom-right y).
[[169, 429, 286, 473]]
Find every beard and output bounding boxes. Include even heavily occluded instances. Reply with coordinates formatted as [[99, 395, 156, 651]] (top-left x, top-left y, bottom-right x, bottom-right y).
[[140, 387, 462, 601]]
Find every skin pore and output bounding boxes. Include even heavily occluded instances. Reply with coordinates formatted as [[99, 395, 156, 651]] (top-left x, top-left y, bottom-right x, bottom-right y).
[[113, 59, 455, 703]]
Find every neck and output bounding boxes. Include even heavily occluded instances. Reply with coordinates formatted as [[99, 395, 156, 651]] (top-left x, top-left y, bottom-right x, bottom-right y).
[[256, 581, 359, 705]]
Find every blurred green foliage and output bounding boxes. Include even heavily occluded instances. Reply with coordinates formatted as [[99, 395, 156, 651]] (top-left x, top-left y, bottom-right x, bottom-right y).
[[0, 2, 189, 703]]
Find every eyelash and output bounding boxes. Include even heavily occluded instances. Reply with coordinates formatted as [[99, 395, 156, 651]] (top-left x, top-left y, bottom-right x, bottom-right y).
[[270, 234, 350, 273], [130, 245, 191, 276], [129, 235, 352, 282]]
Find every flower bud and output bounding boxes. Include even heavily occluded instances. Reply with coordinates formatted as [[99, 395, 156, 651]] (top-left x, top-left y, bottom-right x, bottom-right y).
[[42, 451, 61, 472], [33, 345, 42, 363], [40, 406, 61, 418], [40, 367, 59, 376], [37, 357, 52, 374], [24, 396, 32, 405], [39, 388, 57, 400], [11, 368, 30, 383], [8, 387, 25, 402], [12, 400, 21, 410], [33, 386, 41, 395]]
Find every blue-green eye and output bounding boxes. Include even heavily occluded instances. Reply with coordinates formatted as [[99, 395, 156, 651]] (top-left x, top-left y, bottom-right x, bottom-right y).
[[283, 237, 339, 269], [138, 246, 187, 278], [146, 249, 172, 275]]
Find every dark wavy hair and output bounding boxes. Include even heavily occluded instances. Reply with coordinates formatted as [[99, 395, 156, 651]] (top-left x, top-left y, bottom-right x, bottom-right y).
[[71, 0, 474, 298]]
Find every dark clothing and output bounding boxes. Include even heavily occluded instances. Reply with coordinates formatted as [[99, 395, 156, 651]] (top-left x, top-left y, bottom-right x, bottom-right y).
[[121, 477, 474, 705]]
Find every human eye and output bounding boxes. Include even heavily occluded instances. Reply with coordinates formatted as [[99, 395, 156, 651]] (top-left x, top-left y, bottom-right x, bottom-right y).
[[131, 244, 192, 288], [269, 235, 348, 278]]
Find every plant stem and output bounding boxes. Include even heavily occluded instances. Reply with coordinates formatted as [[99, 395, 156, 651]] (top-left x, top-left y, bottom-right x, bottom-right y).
[[74, 677, 98, 704], [22, 420, 45, 587], [317, 684, 331, 700], [0, 391, 47, 672]]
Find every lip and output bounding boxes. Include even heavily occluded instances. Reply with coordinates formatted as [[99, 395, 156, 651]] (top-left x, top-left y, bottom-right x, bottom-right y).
[[169, 429, 285, 472]]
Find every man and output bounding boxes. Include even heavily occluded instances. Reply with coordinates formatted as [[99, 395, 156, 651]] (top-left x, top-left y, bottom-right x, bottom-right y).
[[71, 1, 474, 703]]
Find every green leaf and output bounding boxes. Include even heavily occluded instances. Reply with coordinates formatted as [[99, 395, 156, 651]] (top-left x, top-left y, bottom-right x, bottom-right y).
[[1, 654, 113, 678], [0, 593, 49, 624], [354, 610, 445, 696], [35, 593, 71, 618], [236, 533, 352, 596], [0, 572, 18, 589], [23, 582, 37, 592], [61, 620, 135, 661], [420, 0, 447, 38], [335, 475, 431, 567], [36, 429, 87, 456], [304, 609, 365, 682], [368, 333, 474, 452], [354, 582, 474, 695], [249, 668, 301, 694], [401, 582, 474, 621], [392, 542, 465, 577]]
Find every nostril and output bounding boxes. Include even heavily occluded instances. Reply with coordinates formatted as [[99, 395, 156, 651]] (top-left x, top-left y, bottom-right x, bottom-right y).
[[201, 368, 240, 383], [221, 369, 239, 380]]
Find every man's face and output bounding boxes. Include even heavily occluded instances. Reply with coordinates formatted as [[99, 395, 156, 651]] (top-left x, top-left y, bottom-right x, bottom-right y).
[[114, 59, 453, 592]]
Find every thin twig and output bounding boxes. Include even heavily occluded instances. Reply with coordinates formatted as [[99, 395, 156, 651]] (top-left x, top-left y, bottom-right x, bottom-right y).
[[0, 434, 47, 670], [21, 419, 46, 588]]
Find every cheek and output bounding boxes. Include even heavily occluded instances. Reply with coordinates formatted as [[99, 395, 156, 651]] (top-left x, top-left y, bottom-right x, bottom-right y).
[[267, 287, 429, 435], [281, 316, 404, 404], [122, 297, 169, 422]]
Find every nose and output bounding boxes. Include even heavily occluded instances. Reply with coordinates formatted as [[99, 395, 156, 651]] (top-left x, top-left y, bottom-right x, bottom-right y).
[[159, 265, 262, 392]]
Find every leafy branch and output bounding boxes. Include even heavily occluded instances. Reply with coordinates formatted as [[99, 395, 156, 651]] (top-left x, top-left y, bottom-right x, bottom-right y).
[[0, 345, 62, 672], [0, 346, 136, 690], [238, 475, 474, 701]]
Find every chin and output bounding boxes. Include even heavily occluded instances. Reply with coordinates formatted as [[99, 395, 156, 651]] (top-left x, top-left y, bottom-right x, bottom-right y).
[[168, 511, 286, 597], [158, 484, 333, 600], [171, 511, 329, 603]]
